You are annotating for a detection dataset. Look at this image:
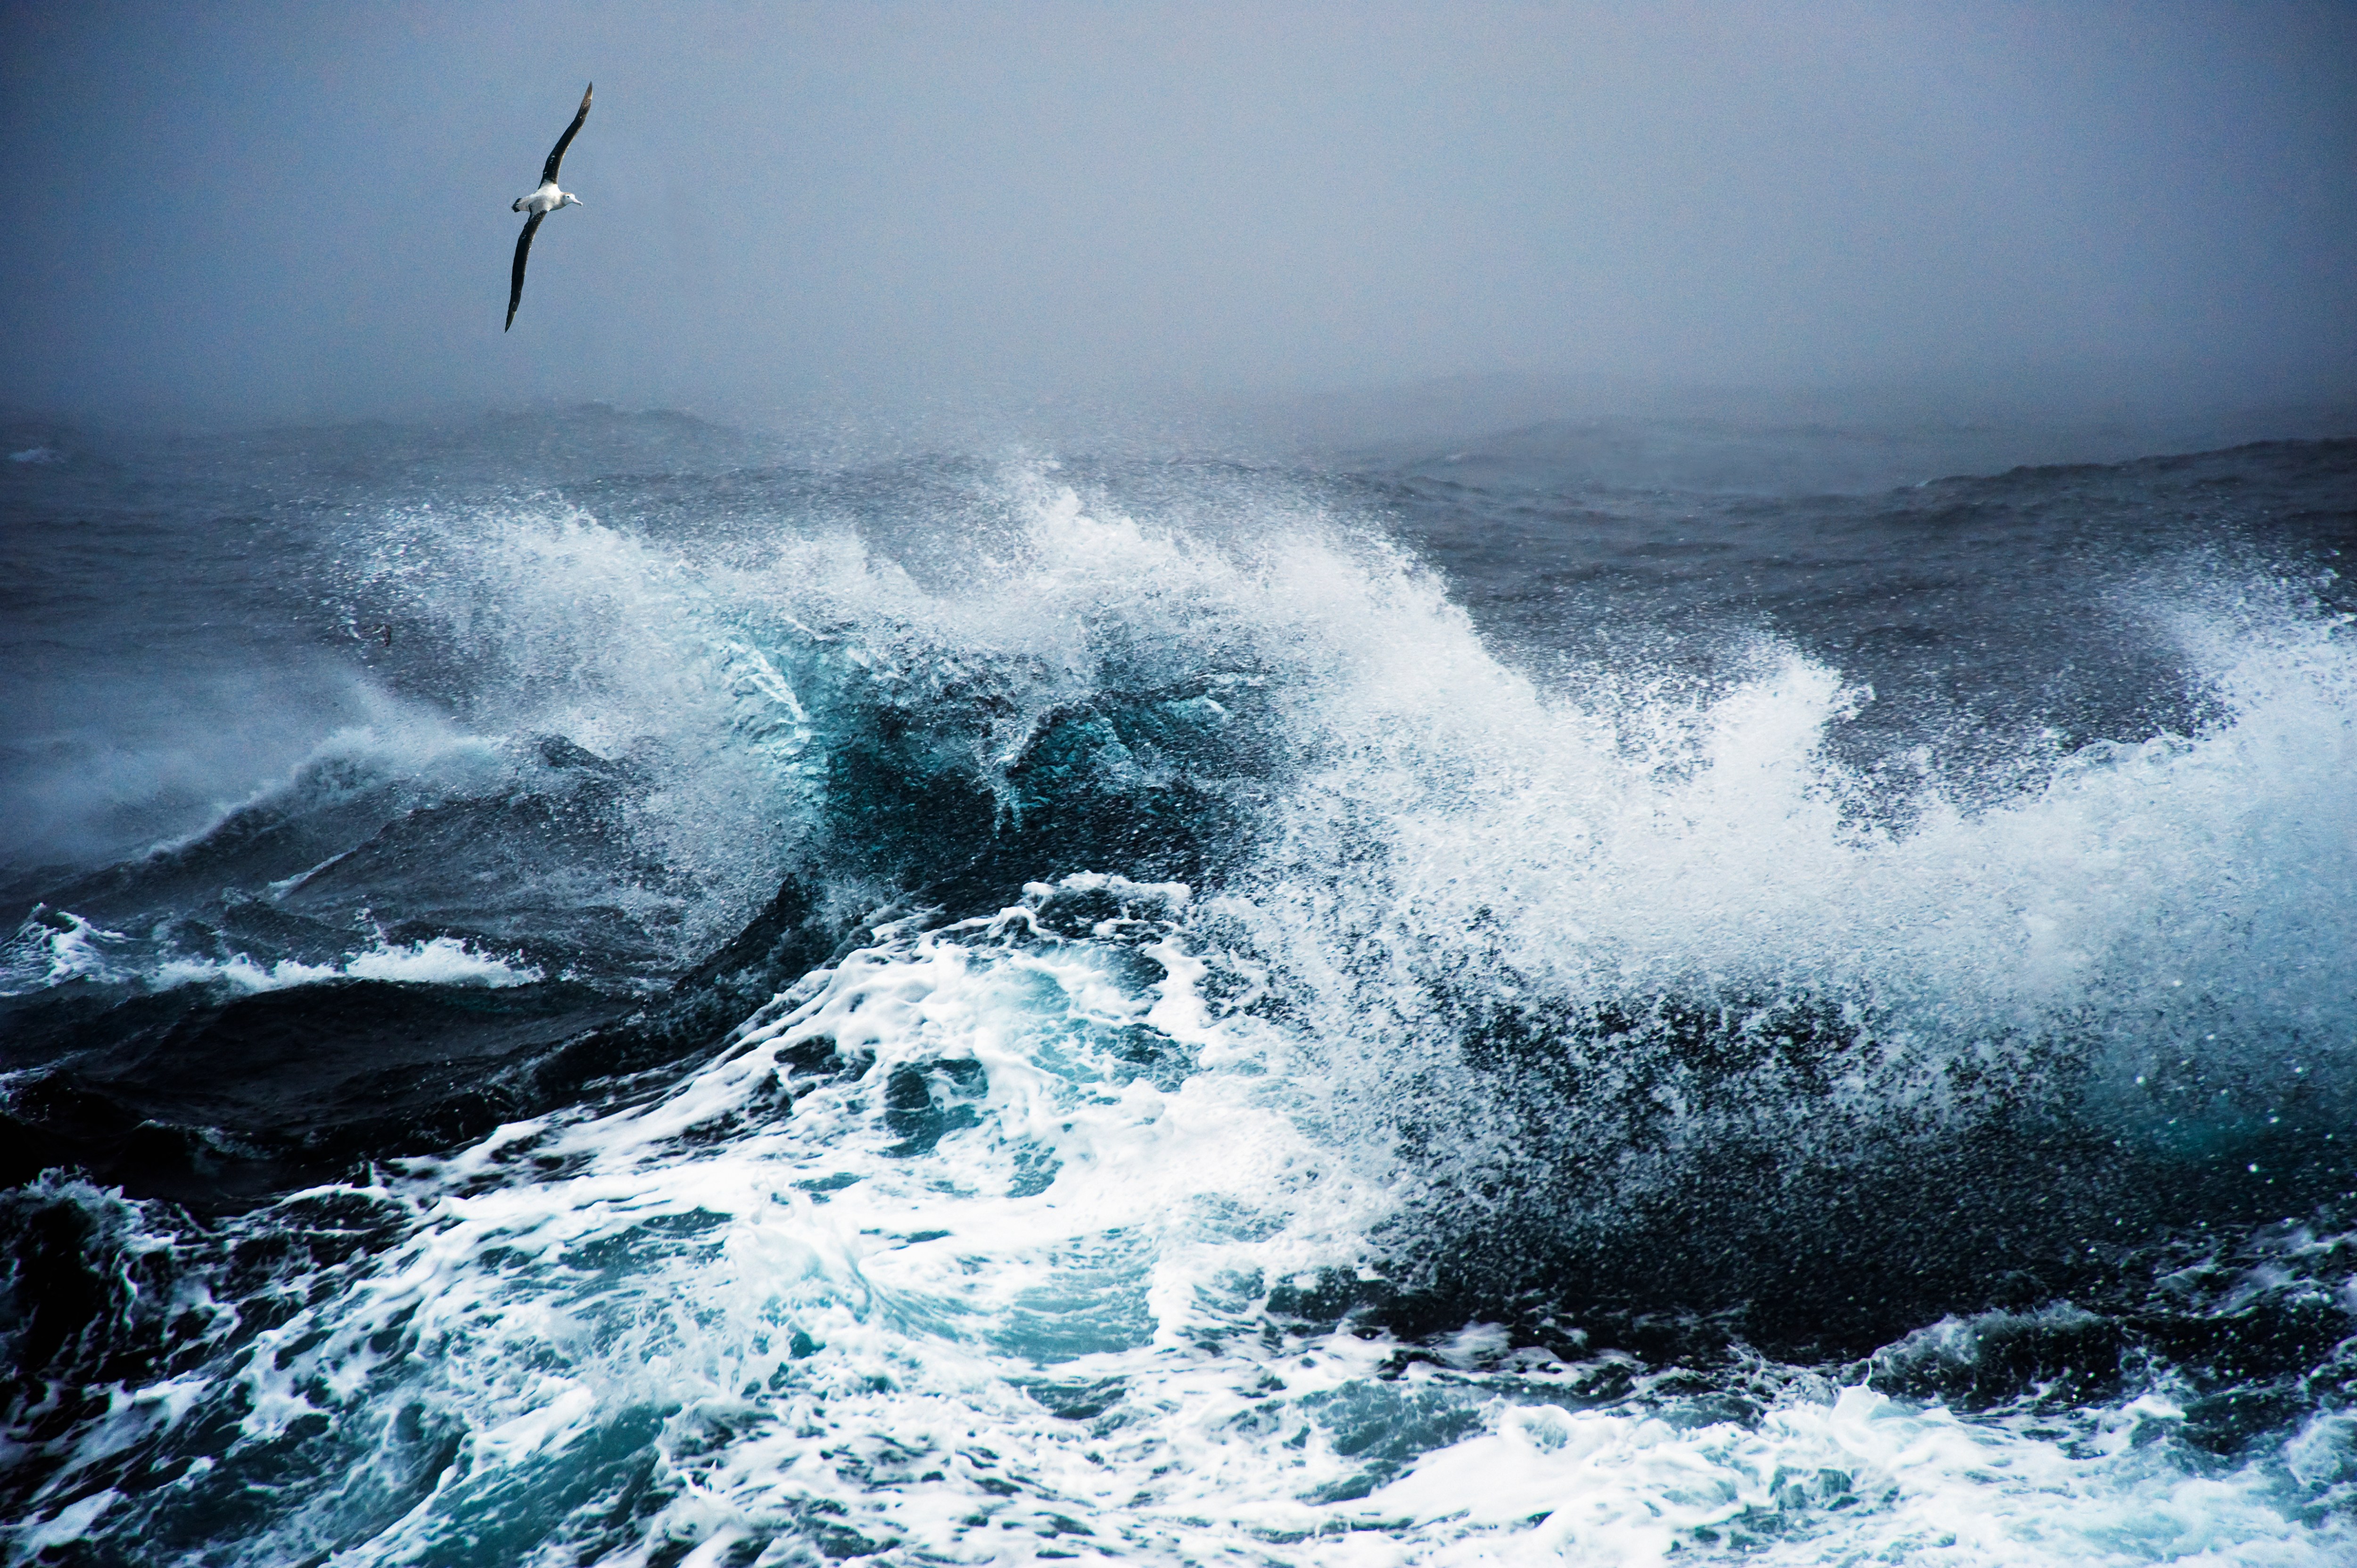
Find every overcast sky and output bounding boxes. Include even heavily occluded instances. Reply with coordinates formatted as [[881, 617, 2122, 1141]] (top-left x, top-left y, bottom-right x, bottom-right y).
[[3, 1, 2352, 428]]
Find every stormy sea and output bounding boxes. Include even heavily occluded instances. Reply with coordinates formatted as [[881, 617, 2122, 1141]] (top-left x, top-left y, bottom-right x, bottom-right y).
[[2, 405, 2353, 1566]]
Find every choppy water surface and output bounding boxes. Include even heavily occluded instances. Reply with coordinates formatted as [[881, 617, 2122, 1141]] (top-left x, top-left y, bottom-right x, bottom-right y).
[[3, 410, 2354, 1565]]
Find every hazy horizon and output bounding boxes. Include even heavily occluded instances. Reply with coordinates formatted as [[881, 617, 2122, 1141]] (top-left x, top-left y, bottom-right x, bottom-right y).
[[4, 1, 2355, 438]]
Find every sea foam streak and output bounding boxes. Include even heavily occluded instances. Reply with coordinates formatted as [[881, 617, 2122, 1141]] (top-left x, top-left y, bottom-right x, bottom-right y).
[[4, 461, 2353, 1565]]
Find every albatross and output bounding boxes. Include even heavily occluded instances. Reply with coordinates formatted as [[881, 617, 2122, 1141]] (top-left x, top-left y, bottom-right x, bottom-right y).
[[506, 83, 593, 330]]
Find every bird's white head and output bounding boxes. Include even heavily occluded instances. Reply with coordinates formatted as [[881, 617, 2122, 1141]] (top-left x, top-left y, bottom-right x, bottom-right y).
[[562, 192, 583, 208]]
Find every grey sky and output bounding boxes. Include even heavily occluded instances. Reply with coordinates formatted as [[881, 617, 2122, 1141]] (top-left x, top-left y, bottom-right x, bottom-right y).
[[3, 1, 2352, 427]]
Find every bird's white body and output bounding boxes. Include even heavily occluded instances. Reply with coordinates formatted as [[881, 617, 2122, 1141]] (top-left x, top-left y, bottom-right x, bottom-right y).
[[505, 83, 593, 330], [512, 182, 580, 215]]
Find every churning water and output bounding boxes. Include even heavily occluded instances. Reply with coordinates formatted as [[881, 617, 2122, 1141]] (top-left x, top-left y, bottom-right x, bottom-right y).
[[2, 409, 2354, 1565]]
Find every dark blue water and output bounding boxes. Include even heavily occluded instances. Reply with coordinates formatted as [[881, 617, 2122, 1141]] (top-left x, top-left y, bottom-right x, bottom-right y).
[[2, 408, 2354, 1565]]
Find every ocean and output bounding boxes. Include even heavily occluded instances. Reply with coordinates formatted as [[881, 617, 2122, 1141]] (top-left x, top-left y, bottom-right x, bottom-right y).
[[2, 406, 2353, 1565]]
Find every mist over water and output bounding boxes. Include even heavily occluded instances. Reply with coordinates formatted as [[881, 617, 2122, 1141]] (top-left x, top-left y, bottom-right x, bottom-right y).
[[5, 2, 2356, 423]]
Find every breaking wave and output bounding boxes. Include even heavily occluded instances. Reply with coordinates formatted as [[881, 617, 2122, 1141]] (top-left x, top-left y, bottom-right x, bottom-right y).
[[4, 447, 2353, 1565]]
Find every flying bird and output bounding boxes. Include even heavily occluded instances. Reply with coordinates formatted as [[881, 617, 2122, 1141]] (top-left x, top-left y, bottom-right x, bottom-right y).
[[506, 83, 593, 330]]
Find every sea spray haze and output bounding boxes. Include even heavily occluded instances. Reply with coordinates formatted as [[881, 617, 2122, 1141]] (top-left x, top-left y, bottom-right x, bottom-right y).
[[3, 3, 2354, 421], [1, 409, 2354, 1565]]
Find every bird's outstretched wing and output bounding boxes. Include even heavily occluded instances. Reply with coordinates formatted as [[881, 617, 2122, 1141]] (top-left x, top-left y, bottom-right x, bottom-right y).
[[506, 211, 545, 330], [541, 83, 593, 185]]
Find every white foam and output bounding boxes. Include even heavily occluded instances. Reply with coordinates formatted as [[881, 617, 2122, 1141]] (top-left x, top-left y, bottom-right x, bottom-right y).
[[3, 904, 544, 999], [1343, 1384, 2349, 1566], [0, 908, 137, 995], [148, 934, 544, 994]]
